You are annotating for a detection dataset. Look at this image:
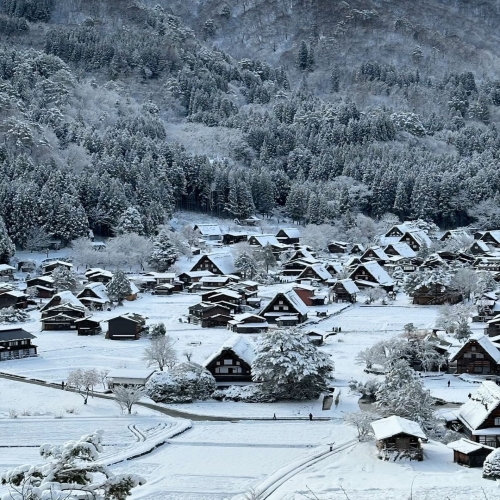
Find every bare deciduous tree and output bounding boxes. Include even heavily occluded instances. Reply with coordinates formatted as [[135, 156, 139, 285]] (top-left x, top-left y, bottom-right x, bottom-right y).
[[344, 411, 380, 441], [113, 386, 144, 414], [142, 335, 177, 371], [67, 368, 100, 404]]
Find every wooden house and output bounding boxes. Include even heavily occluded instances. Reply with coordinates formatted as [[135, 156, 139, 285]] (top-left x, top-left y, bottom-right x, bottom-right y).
[[143, 272, 176, 285], [222, 232, 248, 245], [371, 416, 426, 461], [276, 228, 301, 245], [447, 439, 494, 467], [177, 270, 214, 285], [349, 261, 395, 291], [190, 253, 237, 276], [247, 234, 288, 255], [324, 261, 343, 276], [193, 224, 222, 241], [106, 313, 147, 340], [75, 317, 102, 336], [384, 224, 415, 238], [277, 315, 300, 327], [85, 268, 113, 284], [188, 302, 234, 328], [260, 290, 308, 323], [0, 264, 15, 280], [480, 231, 500, 248], [242, 216, 261, 226], [76, 283, 110, 311], [328, 241, 348, 254], [486, 315, 500, 337], [412, 282, 461, 305], [106, 369, 156, 390], [296, 264, 332, 283], [305, 328, 325, 346], [399, 230, 432, 252], [449, 335, 500, 375], [473, 257, 500, 273], [0, 328, 37, 361], [41, 303, 86, 330], [26, 276, 55, 298], [40, 291, 85, 312], [201, 288, 243, 306], [0, 289, 28, 309], [331, 279, 359, 303], [458, 381, 500, 447], [292, 284, 326, 307], [282, 257, 318, 277], [204, 334, 255, 384], [384, 242, 417, 259], [42, 260, 73, 276], [349, 243, 365, 255], [360, 246, 390, 265], [228, 313, 269, 334], [439, 229, 471, 242], [470, 240, 491, 255]]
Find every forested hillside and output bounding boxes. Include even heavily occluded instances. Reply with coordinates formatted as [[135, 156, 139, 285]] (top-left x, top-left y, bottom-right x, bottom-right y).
[[2, 0, 500, 247]]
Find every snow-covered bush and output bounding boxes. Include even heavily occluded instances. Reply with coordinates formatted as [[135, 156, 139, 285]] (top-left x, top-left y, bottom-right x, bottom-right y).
[[348, 379, 380, 401], [0, 307, 29, 323], [146, 362, 216, 403], [212, 384, 268, 402], [483, 448, 500, 480], [390, 112, 426, 136], [0, 430, 145, 500]]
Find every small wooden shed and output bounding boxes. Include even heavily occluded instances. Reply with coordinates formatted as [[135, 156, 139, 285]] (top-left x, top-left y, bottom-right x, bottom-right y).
[[447, 439, 494, 468]]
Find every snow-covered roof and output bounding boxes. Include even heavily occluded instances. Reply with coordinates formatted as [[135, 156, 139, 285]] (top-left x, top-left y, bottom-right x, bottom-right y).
[[42, 260, 73, 269], [200, 276, 230, 283], [41, 291, 85, 311], [363, 246, 389, 260], [447, 438, 494, 454], [206, 253, 236, 275], [180, 271, 215, 278], [474, 241, 490, 252], [208, 288, 243, 299], [338, 279, 360, 294], [194, 224, 222, 236], [277, 228, 301, 239], [371, 416, 426, 440], [403, 230, 432, 248], [249, 234, 281, 246], [0, 264, 14, 272], [303, 264, 332, 280], [483, 230, 500, 244], [385, 224, 414, 236], [78, 283, 110, 302], [86, 268, 113, 278], [352, 261, 394, 286], [459, 381, 500, 431], [450, 333, 500, 364], [6, 290, 26, 298], [145, 272, 176, 280], [203, 334, 256, 367], [283, 289, 309, 315], [107, 369, 156, 380], [384, 242, 417, 258]]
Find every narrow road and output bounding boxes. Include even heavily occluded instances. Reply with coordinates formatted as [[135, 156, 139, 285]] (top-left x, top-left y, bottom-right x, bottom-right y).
[[0, 372, 332, 422]]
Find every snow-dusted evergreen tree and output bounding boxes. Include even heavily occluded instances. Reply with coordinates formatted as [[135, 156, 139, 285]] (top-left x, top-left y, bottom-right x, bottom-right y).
[[234, 250, 258, 279], [252, 328, 334, 401], [258, 243, 276, 272], [375, 359, 435, 427], [0, 217, 15, 264], [478, 271, 498, 293], [115, 207, 145, 235], [148, 322, 166, 339], [0, 307, 29, 323], [106, 270, 132, 305], [146, 362, 216, 403], [142, 335, 177, 371], [455, 320, 472, 342], [149, 228, 179, 271], [0, 430, 145, 500], [24, 226, 52, 253], [51, 266, 78, 292], [51, 194, 89, 243], [483, 448, 500, 480]]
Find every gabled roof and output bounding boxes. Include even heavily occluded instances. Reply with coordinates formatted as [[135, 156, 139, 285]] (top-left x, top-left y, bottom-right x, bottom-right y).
[[0, 264, 15, 272], [300, 264, 332, 281], [384, 242, 417, 258], [107, 312, 146, 324], [337, 279, 360, 294], [362, 246, 389, 261], [179, 271, 215, 278], [474, 240, 491, 252], [261, 289, 309, 317], [401, 230, 432, 248], [481, 230, 500, 244], [85, 268, 113, 278], [447, 438, 494, 454], [194, 224, 222, 236], [107, 369, 156, 380], [276, 228, 301, 239], [450, 334, 500, 364], [40, 291, 85, 312], [42, 260, 73, 269], [77, 283, 110, 303], [371, 416, 426, 440], [459, 381, 500, 431], [193, 253, 236, 275], [350, 261, 394, 286], [0, 327, 36, 341], [204, 334, 256, 367]]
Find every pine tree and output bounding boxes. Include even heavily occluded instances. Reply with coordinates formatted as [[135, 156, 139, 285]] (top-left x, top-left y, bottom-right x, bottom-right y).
[[106, 270, 132, 305], [234, 250, 258, 279], [252, 328, 334, 400], [148, 322, 166, 339], [297, 41, 308, 71], [115, 207, 145, 235], [51, 194, 89, 243], [330, 65, 340, 93], [375, 359, 435, 427], [307, 45, 315, 72], [258, 243, 276, 272], [149, 228, 179, 271], [0, 216, 15, 264], [51, 266, 78, 292]]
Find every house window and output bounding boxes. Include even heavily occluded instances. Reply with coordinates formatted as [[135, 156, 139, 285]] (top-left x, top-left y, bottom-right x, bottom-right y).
[[471, 346, 477, 351], [495, 418, 500, 426], [464, 353, 472, 358], [216, 361, 220, 365], [474, 366, 484, 373], [223, 359, 233, 365], [476, 353, 484, 359], [236, 361, 240, 365]]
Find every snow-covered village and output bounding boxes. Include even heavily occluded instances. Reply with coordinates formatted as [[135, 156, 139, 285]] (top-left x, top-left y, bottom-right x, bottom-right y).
[[3, 212, 500, 499]]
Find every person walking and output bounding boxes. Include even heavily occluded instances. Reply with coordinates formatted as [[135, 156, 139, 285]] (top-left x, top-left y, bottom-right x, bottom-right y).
[[309, 413, 313, 421], [61, 381, 65, 390], [447, 380, 450, 387], [273, 413, 277, 420]]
